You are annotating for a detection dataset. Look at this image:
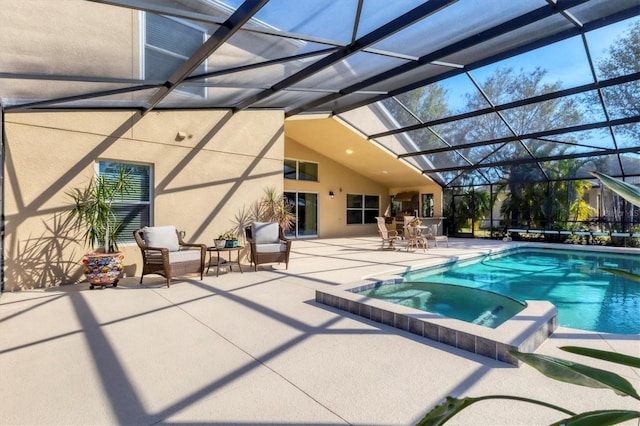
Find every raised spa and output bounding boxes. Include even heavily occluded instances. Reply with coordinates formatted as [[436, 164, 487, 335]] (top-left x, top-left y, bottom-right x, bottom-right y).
[[354, 281, 525, 328]]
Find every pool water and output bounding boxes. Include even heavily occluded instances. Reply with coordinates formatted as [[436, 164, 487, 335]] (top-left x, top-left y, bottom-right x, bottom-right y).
[[403, 248, 640, 334], [356, 281, 525, 328]]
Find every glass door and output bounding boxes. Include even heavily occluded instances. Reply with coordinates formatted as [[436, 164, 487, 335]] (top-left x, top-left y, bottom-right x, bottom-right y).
[[284, 192, 318, 238]]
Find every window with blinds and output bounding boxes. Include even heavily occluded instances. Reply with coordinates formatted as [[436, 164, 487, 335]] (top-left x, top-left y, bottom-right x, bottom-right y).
[[98, 161, 151, 244], [144, 13, 206, 97]]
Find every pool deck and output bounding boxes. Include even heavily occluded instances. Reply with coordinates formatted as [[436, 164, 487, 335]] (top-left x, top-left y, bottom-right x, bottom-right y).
[[1, 237, 639, 425]]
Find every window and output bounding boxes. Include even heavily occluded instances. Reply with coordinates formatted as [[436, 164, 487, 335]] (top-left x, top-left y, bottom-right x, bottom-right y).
[[144, 13, 206, 97], [347, 194, 379, 224], [98, 161, 151, 244], [283, 159, 318, 181]]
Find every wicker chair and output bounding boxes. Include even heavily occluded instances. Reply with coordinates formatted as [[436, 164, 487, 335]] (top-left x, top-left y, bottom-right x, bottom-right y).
[[245, 222, 291, 271], [133, 226, 207, 287]]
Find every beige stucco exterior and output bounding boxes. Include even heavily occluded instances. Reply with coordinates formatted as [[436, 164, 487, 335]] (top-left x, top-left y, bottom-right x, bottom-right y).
[[284, 138, 389, 239], [284, 137, 444, 239], [4, 109, 445, 291], [4, 109, 284, 291], [1, 1, 445, 291]]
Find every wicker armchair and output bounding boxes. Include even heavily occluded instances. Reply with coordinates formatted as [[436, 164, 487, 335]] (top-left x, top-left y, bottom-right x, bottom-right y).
[[133, 226, 207, 287], [245, 222, 291, 271]]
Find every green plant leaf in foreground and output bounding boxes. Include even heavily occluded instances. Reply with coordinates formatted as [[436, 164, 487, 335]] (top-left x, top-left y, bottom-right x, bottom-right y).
[[510, 351, 640, 400], [415, 395, 575, 426], [589, 171, 640, 207], [560, 346, 640, 368], [599, 267, 640, 283], [550, 409, 640, 426], [414, 396, 477, 426]]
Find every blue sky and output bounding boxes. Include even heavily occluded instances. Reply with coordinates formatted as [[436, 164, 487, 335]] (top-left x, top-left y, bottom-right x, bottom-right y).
[[439, 16, 639, 113]]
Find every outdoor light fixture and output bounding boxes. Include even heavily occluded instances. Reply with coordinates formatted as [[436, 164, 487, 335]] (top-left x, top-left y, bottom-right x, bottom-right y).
[[329, 191, 335, 199], [175, 131, 187, 141]]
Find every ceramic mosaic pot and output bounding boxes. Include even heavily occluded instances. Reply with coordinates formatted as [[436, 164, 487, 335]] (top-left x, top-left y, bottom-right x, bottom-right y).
[[82, 252, 124, 289]]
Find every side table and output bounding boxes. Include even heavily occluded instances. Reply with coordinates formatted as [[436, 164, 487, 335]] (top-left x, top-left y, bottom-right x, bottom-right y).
[[206, 246, 244, 277]]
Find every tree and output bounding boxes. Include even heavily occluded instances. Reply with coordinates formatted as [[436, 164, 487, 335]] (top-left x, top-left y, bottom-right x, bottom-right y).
[[593, 20, 640, 138], [569, 179, 596, 222], [452, 186, 491, 231], [454, 67, 586, 227], [380, 84, 450, 152]]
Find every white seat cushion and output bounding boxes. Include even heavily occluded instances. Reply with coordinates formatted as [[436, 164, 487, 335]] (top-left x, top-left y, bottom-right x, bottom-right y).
[[252, 222, 279, 244], [255, 243, 286, 253], [168, 250, 201, 262], [143, 225, 179, 252]]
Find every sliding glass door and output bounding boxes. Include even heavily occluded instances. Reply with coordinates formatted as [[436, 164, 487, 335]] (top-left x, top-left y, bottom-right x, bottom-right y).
[[284, 192, 318, 238]]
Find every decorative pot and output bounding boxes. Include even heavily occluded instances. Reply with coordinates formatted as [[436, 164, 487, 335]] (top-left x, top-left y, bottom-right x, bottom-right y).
[[215, 239, 226, 249], [83, 252, 124, 289], [225, 239, 238, 248]]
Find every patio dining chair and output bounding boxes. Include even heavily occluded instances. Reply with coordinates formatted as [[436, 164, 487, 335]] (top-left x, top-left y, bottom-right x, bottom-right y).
[[375, 217, 401, 250], [404, 224, 428, 252], [423, 225, 449, 248]]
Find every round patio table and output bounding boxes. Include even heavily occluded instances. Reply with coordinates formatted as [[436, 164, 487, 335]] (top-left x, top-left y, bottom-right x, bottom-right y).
[[206, 246, 244, 277]]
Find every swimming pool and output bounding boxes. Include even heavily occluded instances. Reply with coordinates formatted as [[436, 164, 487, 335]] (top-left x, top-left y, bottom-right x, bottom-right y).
[[403, 248, 640, 334]]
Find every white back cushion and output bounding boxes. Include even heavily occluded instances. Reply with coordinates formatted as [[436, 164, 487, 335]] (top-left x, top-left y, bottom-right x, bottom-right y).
[[143, 226, 179, 252], [252, 222, 279, 244]]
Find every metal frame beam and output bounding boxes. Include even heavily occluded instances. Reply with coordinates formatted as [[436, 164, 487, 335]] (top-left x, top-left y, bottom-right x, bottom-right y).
[[322, 2, 637, 117], [398, 116, 640, 158], [287, 0, 589, 117], [232, 0, 456, 111], [143, 0, 268, 114], [4, 85, 159, 111], [425, 146, 640, 174], [370, 72, 640, 139]]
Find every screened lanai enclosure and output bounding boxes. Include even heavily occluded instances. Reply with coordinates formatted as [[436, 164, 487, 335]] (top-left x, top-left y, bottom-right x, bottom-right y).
[[1, 0, 639, 240]]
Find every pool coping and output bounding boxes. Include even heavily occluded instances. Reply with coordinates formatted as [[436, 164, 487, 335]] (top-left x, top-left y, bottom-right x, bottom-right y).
[[316, 280, 557, 366], [316, 244, 574, 366], [317, 243, 640, 365]]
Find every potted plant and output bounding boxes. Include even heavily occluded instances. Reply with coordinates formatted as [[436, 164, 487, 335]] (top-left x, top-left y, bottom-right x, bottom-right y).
[[215, 232, 237, 249], [230, 187, 296, 238], [220, 232, 238, 248], [214, 235, 227, 249], [67, 166, 133, 289]]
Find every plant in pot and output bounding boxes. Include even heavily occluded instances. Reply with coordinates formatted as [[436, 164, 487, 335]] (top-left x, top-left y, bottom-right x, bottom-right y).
[[228, 187, 297, 244], [67, 166, 133, 289], [216, 232, 237, 249], [227, 188, 296, 263]]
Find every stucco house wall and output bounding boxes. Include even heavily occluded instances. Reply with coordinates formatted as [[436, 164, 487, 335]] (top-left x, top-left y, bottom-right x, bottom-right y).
[[284, 138, 389, 239], [3, 109, 284, 291]]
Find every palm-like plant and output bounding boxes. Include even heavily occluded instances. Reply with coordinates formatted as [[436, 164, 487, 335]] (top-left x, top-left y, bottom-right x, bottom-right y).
[[67, 166, 133, 253], [258, 187, 296, 233], [227, 187, 297, 241]]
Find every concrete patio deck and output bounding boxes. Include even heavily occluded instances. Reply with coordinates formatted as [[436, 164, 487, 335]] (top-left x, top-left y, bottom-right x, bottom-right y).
[[1, 237, 638, 425]]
